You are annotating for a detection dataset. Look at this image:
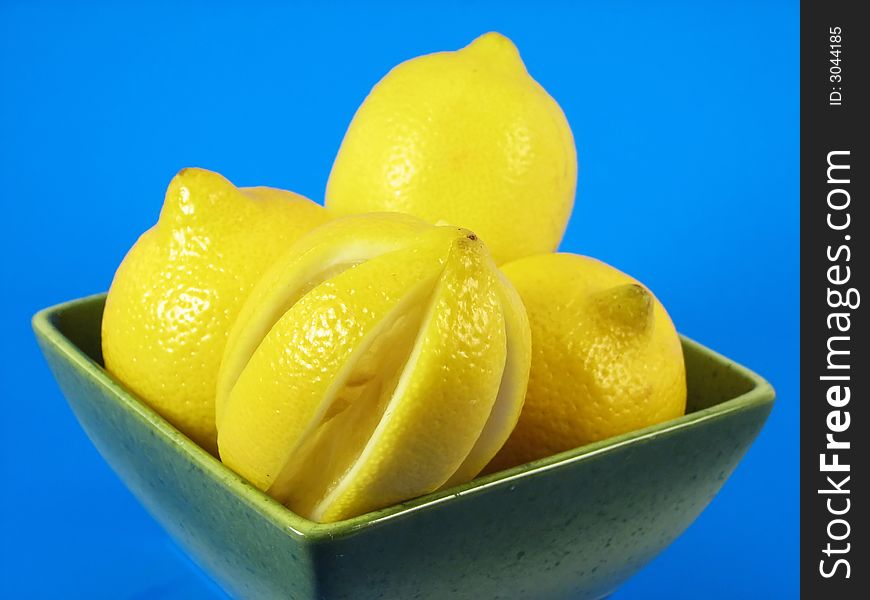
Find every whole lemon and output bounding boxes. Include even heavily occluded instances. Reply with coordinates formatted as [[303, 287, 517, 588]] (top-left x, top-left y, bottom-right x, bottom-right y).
[[102, 168, 330, 454], [325, 32, 577, 265], [487, 253, 687, 472]]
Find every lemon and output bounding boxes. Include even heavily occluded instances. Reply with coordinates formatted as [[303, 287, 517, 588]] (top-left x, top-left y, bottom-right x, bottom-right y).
[[102, 168, 330, 454], [487, 253, 686, 472], [325, 32, 577, 265], [216, 213, 531, 522]]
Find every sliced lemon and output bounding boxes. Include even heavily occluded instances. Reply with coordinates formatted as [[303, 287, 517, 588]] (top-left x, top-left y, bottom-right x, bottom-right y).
[[215, 212, 430, 427], [216, 215, 531, 522]]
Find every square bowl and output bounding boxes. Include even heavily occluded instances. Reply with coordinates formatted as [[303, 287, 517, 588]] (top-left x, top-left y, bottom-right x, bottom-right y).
[[33, 294, 774, 600]]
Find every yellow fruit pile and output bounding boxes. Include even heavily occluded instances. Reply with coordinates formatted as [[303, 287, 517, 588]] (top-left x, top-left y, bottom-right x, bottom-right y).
[[103, 32, 686, 523]]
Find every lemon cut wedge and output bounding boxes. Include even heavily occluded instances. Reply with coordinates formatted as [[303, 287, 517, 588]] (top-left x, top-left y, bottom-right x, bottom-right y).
[[216, 214, 531, 522]]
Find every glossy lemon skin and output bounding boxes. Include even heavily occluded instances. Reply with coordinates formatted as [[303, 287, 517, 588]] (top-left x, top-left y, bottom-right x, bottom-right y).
[[217, 215, 531, 522], [487, 253, 687, 472], [102, 168, 330, 454], [313, 235, 509, 522], [326, 32, 577, 265], [218, 231, 456, 492], [215, 212, 432, 427]]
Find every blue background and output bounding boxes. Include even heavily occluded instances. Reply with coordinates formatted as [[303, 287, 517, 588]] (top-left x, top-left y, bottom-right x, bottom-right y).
[[0, 1, 798, 598]]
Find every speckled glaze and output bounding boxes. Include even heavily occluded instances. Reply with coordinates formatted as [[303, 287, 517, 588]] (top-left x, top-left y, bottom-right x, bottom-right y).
[[34, 294, 774, 600]]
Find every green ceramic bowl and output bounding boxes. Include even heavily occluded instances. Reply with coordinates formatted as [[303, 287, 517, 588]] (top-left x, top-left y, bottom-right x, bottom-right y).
[[33, 294, 773, 600]]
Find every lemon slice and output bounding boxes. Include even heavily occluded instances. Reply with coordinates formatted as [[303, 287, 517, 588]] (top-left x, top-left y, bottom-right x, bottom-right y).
[[215, 212, 430, 427], [216, 215, 531, 522], [440, 270, 530, 489]]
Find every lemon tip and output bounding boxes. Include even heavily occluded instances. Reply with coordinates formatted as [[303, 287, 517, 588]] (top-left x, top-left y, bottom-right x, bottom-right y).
[[594, 283, 656, 335], [463, 32, 525, 70]]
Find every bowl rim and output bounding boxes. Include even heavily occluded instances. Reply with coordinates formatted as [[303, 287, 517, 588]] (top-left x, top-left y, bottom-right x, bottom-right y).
[[33, 293, 775, 543]]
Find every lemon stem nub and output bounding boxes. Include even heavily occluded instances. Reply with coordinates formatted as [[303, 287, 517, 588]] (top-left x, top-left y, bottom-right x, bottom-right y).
[[462, 32, 526, 73], [593, 283, 655, 335]]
